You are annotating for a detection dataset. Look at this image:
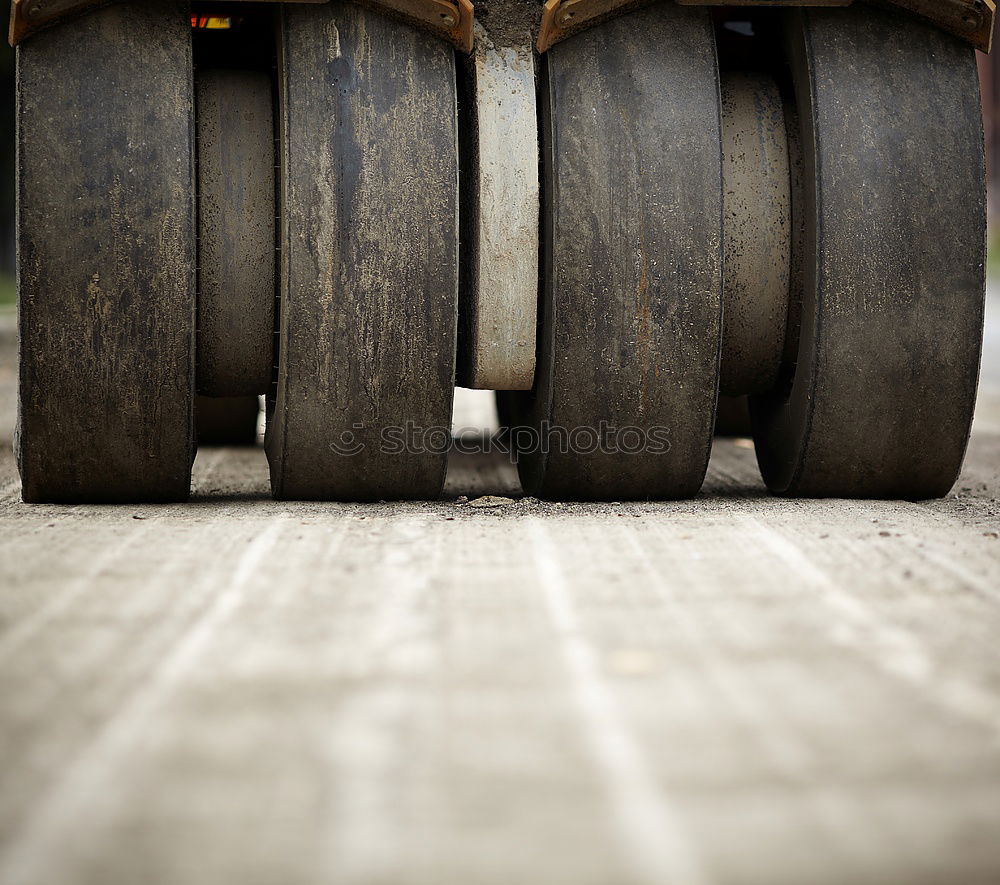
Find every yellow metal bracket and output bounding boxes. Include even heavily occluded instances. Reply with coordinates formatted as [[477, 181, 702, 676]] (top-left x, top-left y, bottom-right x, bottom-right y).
[[538, 0, 996, 53], [10, 0, 474, 51], [359, 0, 473, 51]]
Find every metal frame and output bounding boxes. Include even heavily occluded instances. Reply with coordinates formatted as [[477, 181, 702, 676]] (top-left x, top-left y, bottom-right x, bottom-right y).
[[10, 0, 995, 52], [9, 0, 474, 50], [540, 0, 996, 52]]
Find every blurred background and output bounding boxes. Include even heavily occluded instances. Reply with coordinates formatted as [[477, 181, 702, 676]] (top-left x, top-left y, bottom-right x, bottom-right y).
[[0, 41, 13, 305], [983, 53, 1000, 262]]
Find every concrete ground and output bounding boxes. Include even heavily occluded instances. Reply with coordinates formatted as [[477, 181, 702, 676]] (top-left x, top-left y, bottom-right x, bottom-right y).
[[0, 300, 999, 885]]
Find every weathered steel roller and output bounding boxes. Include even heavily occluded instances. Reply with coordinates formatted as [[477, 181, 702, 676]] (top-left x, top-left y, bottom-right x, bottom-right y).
[[12, 0, 991, 502]]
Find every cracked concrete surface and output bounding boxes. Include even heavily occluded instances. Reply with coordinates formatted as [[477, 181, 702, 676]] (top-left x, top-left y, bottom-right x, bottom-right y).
[[0, 299, 998, 885]]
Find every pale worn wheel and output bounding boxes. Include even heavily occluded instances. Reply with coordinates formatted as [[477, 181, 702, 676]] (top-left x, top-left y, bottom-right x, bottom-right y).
[[267, 2, 459, 500], [457, 22, 539, 392], [503, 3, 723, 500], [17, 1, 196, 503], [751, 7, 986, 499]]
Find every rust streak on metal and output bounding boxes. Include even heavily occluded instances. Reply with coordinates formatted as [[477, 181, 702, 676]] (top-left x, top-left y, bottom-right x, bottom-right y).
[[357, 0, 474, 52]]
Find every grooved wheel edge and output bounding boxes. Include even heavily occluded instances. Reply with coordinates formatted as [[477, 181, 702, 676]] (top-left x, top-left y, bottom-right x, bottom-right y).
[[267, 2, 460, 501], [751, 7, 987, 500], [17, 1, 196, 503], [503, 3, 723, 501]]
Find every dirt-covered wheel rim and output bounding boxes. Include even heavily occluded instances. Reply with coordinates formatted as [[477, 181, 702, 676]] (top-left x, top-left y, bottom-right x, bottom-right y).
[[506, 3, 723, 501], [17, 1, 196, 503], [751, 7, 986, 500], [267, 2, 460, 501]]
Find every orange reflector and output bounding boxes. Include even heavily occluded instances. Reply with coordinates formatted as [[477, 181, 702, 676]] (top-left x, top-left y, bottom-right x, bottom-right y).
[[191, 16, 234, 29]]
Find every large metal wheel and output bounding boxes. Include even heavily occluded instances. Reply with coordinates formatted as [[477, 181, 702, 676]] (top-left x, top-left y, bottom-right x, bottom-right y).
[[17, 1, 196, 503], [457, 27, 539, 392], [751, 7, 987, 499], [267, 1, 459, 501], [196, 68, 275, 399], [503, 3, 723, 500]]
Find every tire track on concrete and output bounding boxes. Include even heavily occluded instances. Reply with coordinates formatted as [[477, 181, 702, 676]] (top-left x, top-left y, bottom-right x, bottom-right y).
[[528, 517, 708, 885], [735, 512, 1000, 742], [0, 516, 288, 885], [0, 520, 159, 666], [0, 451, 237, 665], [319, 515, 441, 884], [621, 522, 906, 880]]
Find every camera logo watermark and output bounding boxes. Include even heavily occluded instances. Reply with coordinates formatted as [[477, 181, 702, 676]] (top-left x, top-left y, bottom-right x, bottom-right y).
[[330, 422, 671, 460]]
